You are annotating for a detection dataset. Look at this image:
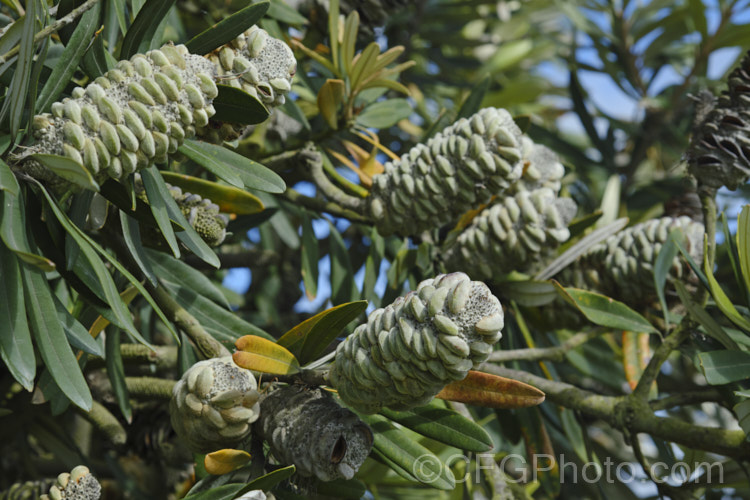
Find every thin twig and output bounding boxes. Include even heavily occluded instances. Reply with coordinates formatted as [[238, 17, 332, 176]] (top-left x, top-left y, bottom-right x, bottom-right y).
[[282, 188, 370, 223], [304, 144, 366, 211], [487, 331, 599, 363]]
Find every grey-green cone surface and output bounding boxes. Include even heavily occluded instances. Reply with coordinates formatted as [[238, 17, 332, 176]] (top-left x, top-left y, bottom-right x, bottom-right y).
[[687, 49, 750, 190], [170, 356, 261, 454], [134, 175, 229, 247], [367, 108, 524, 236], [19, 43, 218, 190], [40, 466, 101, 500], [329, 272, 504, 414], [444, 137, 577, 279], [201, 26, 296, 143], [256, 385, 373, 482], [557, 216, 705, 303]]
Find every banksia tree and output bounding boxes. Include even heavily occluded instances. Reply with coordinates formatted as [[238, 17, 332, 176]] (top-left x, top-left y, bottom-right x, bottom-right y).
[[328, 272, 504, 414]]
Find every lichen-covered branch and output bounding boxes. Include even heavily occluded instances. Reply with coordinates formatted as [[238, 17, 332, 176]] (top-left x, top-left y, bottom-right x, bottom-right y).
[[124, 376, 176, 400], [486, 331, 599, 363]]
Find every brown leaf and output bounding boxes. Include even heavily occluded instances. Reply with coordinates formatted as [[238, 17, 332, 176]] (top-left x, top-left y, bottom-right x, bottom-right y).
[[436, 370, 545, 409]]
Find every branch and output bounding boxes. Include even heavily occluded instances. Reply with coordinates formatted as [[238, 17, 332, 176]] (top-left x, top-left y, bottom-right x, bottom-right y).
[[487, 331, 599, 363], [649, 389, 723, 411], [282, 188, 370, 223], [124, 376, 175, 400], [75, 400, 127, 447], [303, 144, 367, 211], [632, 323, 690, 400], [120, 343, 178, 370], [485, 365, 750, 460]]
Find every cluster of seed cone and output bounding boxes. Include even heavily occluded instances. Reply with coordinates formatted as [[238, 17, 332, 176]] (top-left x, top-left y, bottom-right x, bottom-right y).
[[22, 44, 218, 190], [687, 49, 750, 190], [39, 466, 100, 500], [329, 272, 504, 414], [170, 356, 261, 454], [444, 137, 577, 278], [367, 108, 524, 236], [201, 26, 296, 143], [134, 175, 229, 247], [256, 385, 373, 482], [557, 216, 705, 303]]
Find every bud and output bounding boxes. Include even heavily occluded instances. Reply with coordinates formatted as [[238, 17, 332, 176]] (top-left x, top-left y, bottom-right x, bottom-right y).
[[328, 272, 504, 414], [367, 108, 524, 236], [170, 356, 261, 454], [39, 466, 101, 500], [257, 385, 373, 482]]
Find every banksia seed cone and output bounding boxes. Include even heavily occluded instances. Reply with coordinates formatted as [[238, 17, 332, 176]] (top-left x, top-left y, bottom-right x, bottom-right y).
[[257, 385, 373, 481], [557, 216, 704, 303], [0, 479, 54, 499], [170, 356, 261, 454], [40, 466, 101, 500], [328, 272, 504, 414], [367, 108, 524, 236], [20, 44, 218, 190], [134, 175, 229, 246], [687, 51, 750, 190], [510, 136, 567, 194], [201, 26, 296, 143]]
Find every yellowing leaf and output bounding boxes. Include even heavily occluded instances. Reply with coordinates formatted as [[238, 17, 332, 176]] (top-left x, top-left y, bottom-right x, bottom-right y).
[[87, 285, 141, 339], [317, 79, 346, 129], [159, 172, 264, 215], [234, 335, 301, 374], [204, 449, 252, 475], [436, 370, 545, 409]]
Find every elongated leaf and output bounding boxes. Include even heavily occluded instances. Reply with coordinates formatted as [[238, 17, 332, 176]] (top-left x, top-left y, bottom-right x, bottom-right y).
[[185, 1, 269, 54], [318, 79, 345, 129], [300, 210, 319, 299], [54, 296, 103, 357], [734, 399, 750, 438], [233, 335, 300, 374], [739, 206, 750, 299], [674, 281, 737, 349], [553, 283, 658, 334], [277, 300, 367, 364], [654, 228, 681, 327], [146, 248, 229, 308], [721, 211, 749, 306], [698, 351, 750, 384], [120, 0, 177, 58], [87, 285, 141, 339], [105, 328, 133, 422], [379, 401, 493, 452], [22, 263, 92, 410], [356, 98, 412, 129], [500, 280, 557, 307], [140, 167, 181, 257], [36, 1, 99, 111], [180, 140, 285, 193], [120, 212, 158, 287], [535, 217, 629, 281], [30, 153, 99, 191], [0, 245, 35, 390], [159, 171, 264, 215], [360, 413, 456, 490], [329, 221, 357, 305], [0, 157, 19, 195], [204, 449, 252, 475], [0, 191, 56, 271], [456, 76, 490, 119], [436, 370, 545, 409], [211, 85, 269, 125], [704, 240, 750, 332], [183, 484, 245, 500], [142, 166, 220, 268]]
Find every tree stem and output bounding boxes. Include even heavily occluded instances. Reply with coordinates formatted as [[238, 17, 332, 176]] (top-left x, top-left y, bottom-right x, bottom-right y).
[[125, 376, 176, 400]]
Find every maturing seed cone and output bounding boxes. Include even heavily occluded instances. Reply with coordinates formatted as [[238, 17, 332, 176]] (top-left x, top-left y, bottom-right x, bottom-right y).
[[687, 50, 750, 190], [557, 216, 705, 303], [367, 108, 524, 237], [256, 385, 373, 482], [134, 175, 229, 247], [170, 356, 261, 454], [40, 465, 101, 500], [20, 43, 218, 190], [443, 137, 577, 278], [328, 272, 504, 414], [201, 26, 296, 143]]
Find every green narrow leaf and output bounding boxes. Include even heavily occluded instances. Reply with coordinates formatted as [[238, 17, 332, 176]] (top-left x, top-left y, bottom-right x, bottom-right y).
[[355, 98, 412, 129], [180, 139, 285, 193], [456, 76, 490, 119], [300, 211, 319, 299], [177, 331, 197, 375], [36, 1, 100, 111], [360, 413, 456, 490], [379, 402, 493, 453], [120, 0, 177, 59], [145, 248, 229, 308], [698, 350, 750, 385], [54, 295, 103, 357], [329, 221, 357, 305], [142, 166, 220, 268], [111, 0, 128, 36], [141, 166, 181, 258], [674, 281, 737, 350], [81, 33, 114, 79], [0, 158, 19, 195], [159, 171, 264, 215], [0, 190, 56, 271], [704, 238, 750, 332], [738, 206, 750, 303], [184, 1, 269, 54], [734, 399, 750, 437], [0, 245, 35, 390], [106, 328, 133, 422], [267, 0, 308, 24], [653, 228, 682, 328], [280, 97, 310, 131], [553, 284, 658, 333], [120, 211, 159, 287], [277, 300, 368, 364], [720, 211, 749, 306], [211, 84, 270, 125], [22, 262, 92, 410], [64, 191, 94, 271], [30, 153, 99, 191]]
